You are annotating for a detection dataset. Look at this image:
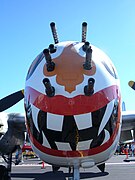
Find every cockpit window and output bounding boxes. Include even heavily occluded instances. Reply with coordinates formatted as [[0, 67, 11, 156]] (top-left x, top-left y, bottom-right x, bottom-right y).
[[26, 53, 44, 80]]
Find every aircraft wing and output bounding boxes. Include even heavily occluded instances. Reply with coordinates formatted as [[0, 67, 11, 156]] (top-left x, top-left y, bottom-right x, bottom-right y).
[[120, 111, 135, 143], [120, 81, 135, 143]]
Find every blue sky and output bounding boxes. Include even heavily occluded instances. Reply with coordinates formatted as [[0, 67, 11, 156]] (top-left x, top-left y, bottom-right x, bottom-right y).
[[0, 0, 135, 113]]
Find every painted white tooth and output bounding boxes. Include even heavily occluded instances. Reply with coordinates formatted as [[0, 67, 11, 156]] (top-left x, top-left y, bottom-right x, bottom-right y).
[[98, 99, 115, 136], [101, 129, 110, 145], [77, 139, 93, 150], [55, 142, 72, 151], [31, 104, 40, 131], [42, 131, 51, 148], [74, 113, 92, 130], [47, 113, 64, 131]]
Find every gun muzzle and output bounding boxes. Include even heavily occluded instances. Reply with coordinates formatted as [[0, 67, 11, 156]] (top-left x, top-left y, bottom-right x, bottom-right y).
[[50, 22, 59, 44], [43, 49, 55, 71], [49, 44, 56, 53], [43, 78, 55, 97], [82, 41, 90, 52], [84, 78, 95, 96], [82, 22, 87, 42], [83, 46, 92, 70]]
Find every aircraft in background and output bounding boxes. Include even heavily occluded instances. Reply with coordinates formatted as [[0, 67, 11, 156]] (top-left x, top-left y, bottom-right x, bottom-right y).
[[0, 112, 25, 150], [120, 81, 135, 143], [120, 101, 135, 143], [0, 112, 25, 178], [0, 22, 134, 180]]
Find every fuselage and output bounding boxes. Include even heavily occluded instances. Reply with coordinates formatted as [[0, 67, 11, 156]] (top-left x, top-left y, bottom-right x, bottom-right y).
[[24, 41, 122, 168]]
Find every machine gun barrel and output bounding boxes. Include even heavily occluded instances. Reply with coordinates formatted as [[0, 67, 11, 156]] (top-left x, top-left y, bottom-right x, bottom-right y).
[[83, 46, 92, 70], [84, 78, 95, 96], [50, 22, 59, 44], [82, 22, 87, 42], [43, 49, 55, 71], [43, 78, 55, 97]]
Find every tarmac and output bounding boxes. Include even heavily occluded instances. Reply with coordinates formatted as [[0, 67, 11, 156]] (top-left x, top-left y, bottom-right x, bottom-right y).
[[1, 154, 135, 180]]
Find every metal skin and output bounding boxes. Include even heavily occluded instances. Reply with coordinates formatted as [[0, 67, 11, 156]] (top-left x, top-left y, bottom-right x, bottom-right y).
[[120, 111, 135, 143], [24, 41, 122, 168], [122, 111, 135, 131], [0, 113, 25, 155]]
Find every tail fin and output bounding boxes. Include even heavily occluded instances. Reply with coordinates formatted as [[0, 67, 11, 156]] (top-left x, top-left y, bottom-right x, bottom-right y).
[[122, 101, 126, 111]]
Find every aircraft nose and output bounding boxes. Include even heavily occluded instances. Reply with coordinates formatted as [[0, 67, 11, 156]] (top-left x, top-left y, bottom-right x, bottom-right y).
[[43, 43, 96, 93]]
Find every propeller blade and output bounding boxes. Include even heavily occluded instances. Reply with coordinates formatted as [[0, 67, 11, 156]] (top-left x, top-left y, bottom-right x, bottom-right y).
[[128, 81, 135, 90], [0, 90, 24, 112]]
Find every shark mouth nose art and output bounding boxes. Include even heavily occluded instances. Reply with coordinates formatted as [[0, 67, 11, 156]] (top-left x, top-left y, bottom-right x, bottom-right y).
[[25, 84, 120, 157]]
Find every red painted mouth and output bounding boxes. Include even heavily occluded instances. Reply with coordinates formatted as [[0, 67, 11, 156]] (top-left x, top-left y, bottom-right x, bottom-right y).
[[25, 85, 119, 115], [25, 85, 121, 158]]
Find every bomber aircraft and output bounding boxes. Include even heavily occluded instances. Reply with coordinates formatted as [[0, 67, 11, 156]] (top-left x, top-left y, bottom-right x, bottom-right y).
[[0, 22, 135, 180]]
